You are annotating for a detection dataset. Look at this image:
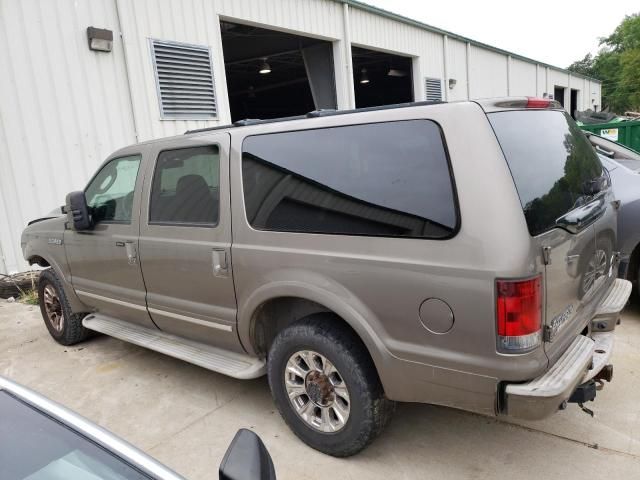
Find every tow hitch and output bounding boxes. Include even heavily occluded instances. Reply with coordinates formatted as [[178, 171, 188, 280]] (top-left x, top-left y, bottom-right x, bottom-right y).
[[567, 364, 614, 417], [569, 380, 597, 416]]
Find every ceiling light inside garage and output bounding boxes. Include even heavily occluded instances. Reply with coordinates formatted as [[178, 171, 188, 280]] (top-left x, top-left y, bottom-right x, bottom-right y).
[[360, 68, 369, 84], [259, 58, 271, 74]]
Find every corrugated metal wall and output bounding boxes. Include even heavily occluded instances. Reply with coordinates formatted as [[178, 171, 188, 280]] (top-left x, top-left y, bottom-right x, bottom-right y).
[[0, 0, 601, 273], [0, 0, 136, 274]]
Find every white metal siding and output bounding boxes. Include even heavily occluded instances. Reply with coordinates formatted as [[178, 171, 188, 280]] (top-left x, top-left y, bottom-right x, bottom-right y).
[[468, 45, 508, 98], [0, 0, 136, 274], [446, 39, 468, 101], [510, 59, 537, 96]]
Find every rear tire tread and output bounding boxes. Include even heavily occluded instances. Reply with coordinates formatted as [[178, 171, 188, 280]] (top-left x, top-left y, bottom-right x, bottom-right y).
[[268, 315, 395, 457]]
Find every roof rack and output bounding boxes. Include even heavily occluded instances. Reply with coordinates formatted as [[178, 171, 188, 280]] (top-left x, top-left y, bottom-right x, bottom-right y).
[[184, 100, 444, 135]]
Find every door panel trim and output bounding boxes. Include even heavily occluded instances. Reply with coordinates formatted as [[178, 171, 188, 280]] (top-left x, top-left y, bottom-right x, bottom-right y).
[[77, 290, 233, 332], [147, 307, 233, 332], [76, 290, 147, 311]]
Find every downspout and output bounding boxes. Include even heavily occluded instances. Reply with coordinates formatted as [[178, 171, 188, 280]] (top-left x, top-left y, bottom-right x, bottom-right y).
[[506, 55, 511, 96], [342, 3, 356, 109], [465, 41, 471, 99], [442, 35, 449, 101], [115, 0, 140, 142], [0, 240, 7, 274]]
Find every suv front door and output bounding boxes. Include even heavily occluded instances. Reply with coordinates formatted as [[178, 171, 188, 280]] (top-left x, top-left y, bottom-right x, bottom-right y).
[[65, 147, 156, 329], [138, 134, 240, 352]]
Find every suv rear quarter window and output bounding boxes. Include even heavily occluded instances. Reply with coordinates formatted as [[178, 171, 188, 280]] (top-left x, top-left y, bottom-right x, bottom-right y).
[[241, 120, 458, 239]]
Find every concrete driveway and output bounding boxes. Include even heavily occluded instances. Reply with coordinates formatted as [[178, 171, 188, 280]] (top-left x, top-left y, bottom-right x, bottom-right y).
[[2, 300, 640, 479]]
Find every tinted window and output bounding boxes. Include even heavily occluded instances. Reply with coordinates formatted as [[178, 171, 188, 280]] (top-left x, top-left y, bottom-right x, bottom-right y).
[[149, 146, 220, 225], [489, 110, 604, 236], [242, 120, 457, 239], [85, 155, 141, 223], [0, 391, 149, 479]]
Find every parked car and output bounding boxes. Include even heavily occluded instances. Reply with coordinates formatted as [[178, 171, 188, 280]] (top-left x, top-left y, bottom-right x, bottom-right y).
[[586, 132, 640, 296], [22, 97, 631, 457], [0, 375, 275, 480]]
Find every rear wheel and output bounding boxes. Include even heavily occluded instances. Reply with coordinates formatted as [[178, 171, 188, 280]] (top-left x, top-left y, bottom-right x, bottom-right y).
[[38, 269, 90, 345], [267, 315, 394, 457]]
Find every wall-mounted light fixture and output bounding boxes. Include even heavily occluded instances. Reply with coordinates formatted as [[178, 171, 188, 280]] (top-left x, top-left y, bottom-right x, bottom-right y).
[[259, 58, 271, 74], [360, 68, 369, 84], [86, 27, 113, 52], [448, 78, 457, 89]]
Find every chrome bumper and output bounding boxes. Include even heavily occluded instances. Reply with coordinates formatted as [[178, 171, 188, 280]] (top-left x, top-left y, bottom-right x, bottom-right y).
[[504, 278, 631, 421]]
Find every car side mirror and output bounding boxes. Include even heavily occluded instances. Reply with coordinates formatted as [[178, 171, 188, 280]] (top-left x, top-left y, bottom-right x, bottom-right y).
[[219, 429, 276, 480], [65, 191, 93, 231]]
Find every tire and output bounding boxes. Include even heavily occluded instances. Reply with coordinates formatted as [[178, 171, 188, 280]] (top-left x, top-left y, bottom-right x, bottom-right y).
[[267, 315, 395, 457], [38, 269, 90, 346]]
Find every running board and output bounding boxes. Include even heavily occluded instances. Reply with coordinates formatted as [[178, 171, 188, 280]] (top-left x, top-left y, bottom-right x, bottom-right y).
[[82, 314, 265, 379]]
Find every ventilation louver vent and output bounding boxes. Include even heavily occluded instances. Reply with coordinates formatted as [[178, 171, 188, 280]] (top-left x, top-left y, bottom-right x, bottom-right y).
[[150, 39, 217, 119], [425, 77, 443, 102]]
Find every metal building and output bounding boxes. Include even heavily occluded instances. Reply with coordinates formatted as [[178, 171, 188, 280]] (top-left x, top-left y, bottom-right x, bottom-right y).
[[0, 0, 602, 274]]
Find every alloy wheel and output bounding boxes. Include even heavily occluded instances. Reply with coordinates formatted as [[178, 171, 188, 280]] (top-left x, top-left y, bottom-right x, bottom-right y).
[[284, 350, 351, 433], [43, 284, 64, 333]]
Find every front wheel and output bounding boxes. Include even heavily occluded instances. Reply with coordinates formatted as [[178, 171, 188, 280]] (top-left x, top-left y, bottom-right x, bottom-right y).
[[38, 269, 90, 346], [267, 315, 394, 457]]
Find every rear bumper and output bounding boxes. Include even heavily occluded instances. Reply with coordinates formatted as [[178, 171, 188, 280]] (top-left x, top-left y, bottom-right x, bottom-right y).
[[503, 278, 631, 420]]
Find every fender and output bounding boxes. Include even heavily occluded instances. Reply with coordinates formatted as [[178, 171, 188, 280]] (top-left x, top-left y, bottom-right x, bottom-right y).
[[236, 269, 398, 389]]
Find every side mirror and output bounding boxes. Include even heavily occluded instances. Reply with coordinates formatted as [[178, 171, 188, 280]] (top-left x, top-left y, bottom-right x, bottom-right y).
[[65, 191, 93, 231], [219, 429, 276, 480]]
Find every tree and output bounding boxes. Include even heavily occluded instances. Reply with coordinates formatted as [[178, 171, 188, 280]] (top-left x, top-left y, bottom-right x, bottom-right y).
[[568, 54, 595, 77], [569, 13, 640, 113]]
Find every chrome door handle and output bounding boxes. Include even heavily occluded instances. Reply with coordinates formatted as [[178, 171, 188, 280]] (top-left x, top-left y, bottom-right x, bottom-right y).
[[565, 254, 580, 264], [125, 241, 138, 265], [212, 248, 228, 277]]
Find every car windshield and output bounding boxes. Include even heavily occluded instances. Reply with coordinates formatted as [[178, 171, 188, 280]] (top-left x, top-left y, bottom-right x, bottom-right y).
[[0, 391, 151, 480]]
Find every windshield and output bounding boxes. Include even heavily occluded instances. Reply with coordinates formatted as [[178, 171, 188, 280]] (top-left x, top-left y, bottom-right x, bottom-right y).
[[0, 391, 150, 480], [488, 110, 604, 236]]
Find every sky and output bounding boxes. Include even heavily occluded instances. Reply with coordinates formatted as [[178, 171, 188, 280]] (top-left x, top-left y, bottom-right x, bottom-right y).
[[363, 0, 639, 69]]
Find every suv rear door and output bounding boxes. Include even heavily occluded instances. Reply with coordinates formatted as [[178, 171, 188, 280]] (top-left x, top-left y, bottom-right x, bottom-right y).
[[489, 109, 615, 362], [138, 133, 240, 352]]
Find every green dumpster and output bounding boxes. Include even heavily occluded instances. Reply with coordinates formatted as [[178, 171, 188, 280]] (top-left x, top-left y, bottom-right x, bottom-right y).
[[580, 120, 640, 152]]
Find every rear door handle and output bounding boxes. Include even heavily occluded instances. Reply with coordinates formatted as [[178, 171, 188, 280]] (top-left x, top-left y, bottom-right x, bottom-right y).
[[212, 248, 228, 277]]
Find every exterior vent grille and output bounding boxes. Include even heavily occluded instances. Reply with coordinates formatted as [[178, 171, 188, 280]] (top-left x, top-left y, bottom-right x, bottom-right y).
[[150, 39, 217, 119], [425, 77, 443, 102]]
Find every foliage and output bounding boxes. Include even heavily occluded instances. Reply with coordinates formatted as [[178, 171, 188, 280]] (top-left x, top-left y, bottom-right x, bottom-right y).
[[18, 289, 39, 306], [568, 13, 640, 113]]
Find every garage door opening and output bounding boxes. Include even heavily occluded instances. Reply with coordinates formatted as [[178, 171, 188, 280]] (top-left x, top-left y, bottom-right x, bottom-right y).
[[220, 21, 337, 122], [570, 89, 579, 119], [554, 86, 565, 107], [351, 46, 413, 108]]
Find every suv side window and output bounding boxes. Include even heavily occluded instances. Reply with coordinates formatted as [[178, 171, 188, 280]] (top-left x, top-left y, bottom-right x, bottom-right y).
[[149, 145, 220, 226], [241, 120, 458, 239], [85, 155, 141, 223]]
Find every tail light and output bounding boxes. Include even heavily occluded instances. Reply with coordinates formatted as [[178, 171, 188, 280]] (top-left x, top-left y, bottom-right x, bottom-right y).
[[496, 276, 542, 353], [526, 97, 551, 108]]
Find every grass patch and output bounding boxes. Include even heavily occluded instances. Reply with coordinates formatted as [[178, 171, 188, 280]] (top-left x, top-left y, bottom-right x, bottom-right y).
[[18, 289, 39, 305]]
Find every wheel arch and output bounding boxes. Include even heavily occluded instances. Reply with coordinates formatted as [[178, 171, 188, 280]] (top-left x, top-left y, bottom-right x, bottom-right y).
[[238, 282, 392, 392]]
